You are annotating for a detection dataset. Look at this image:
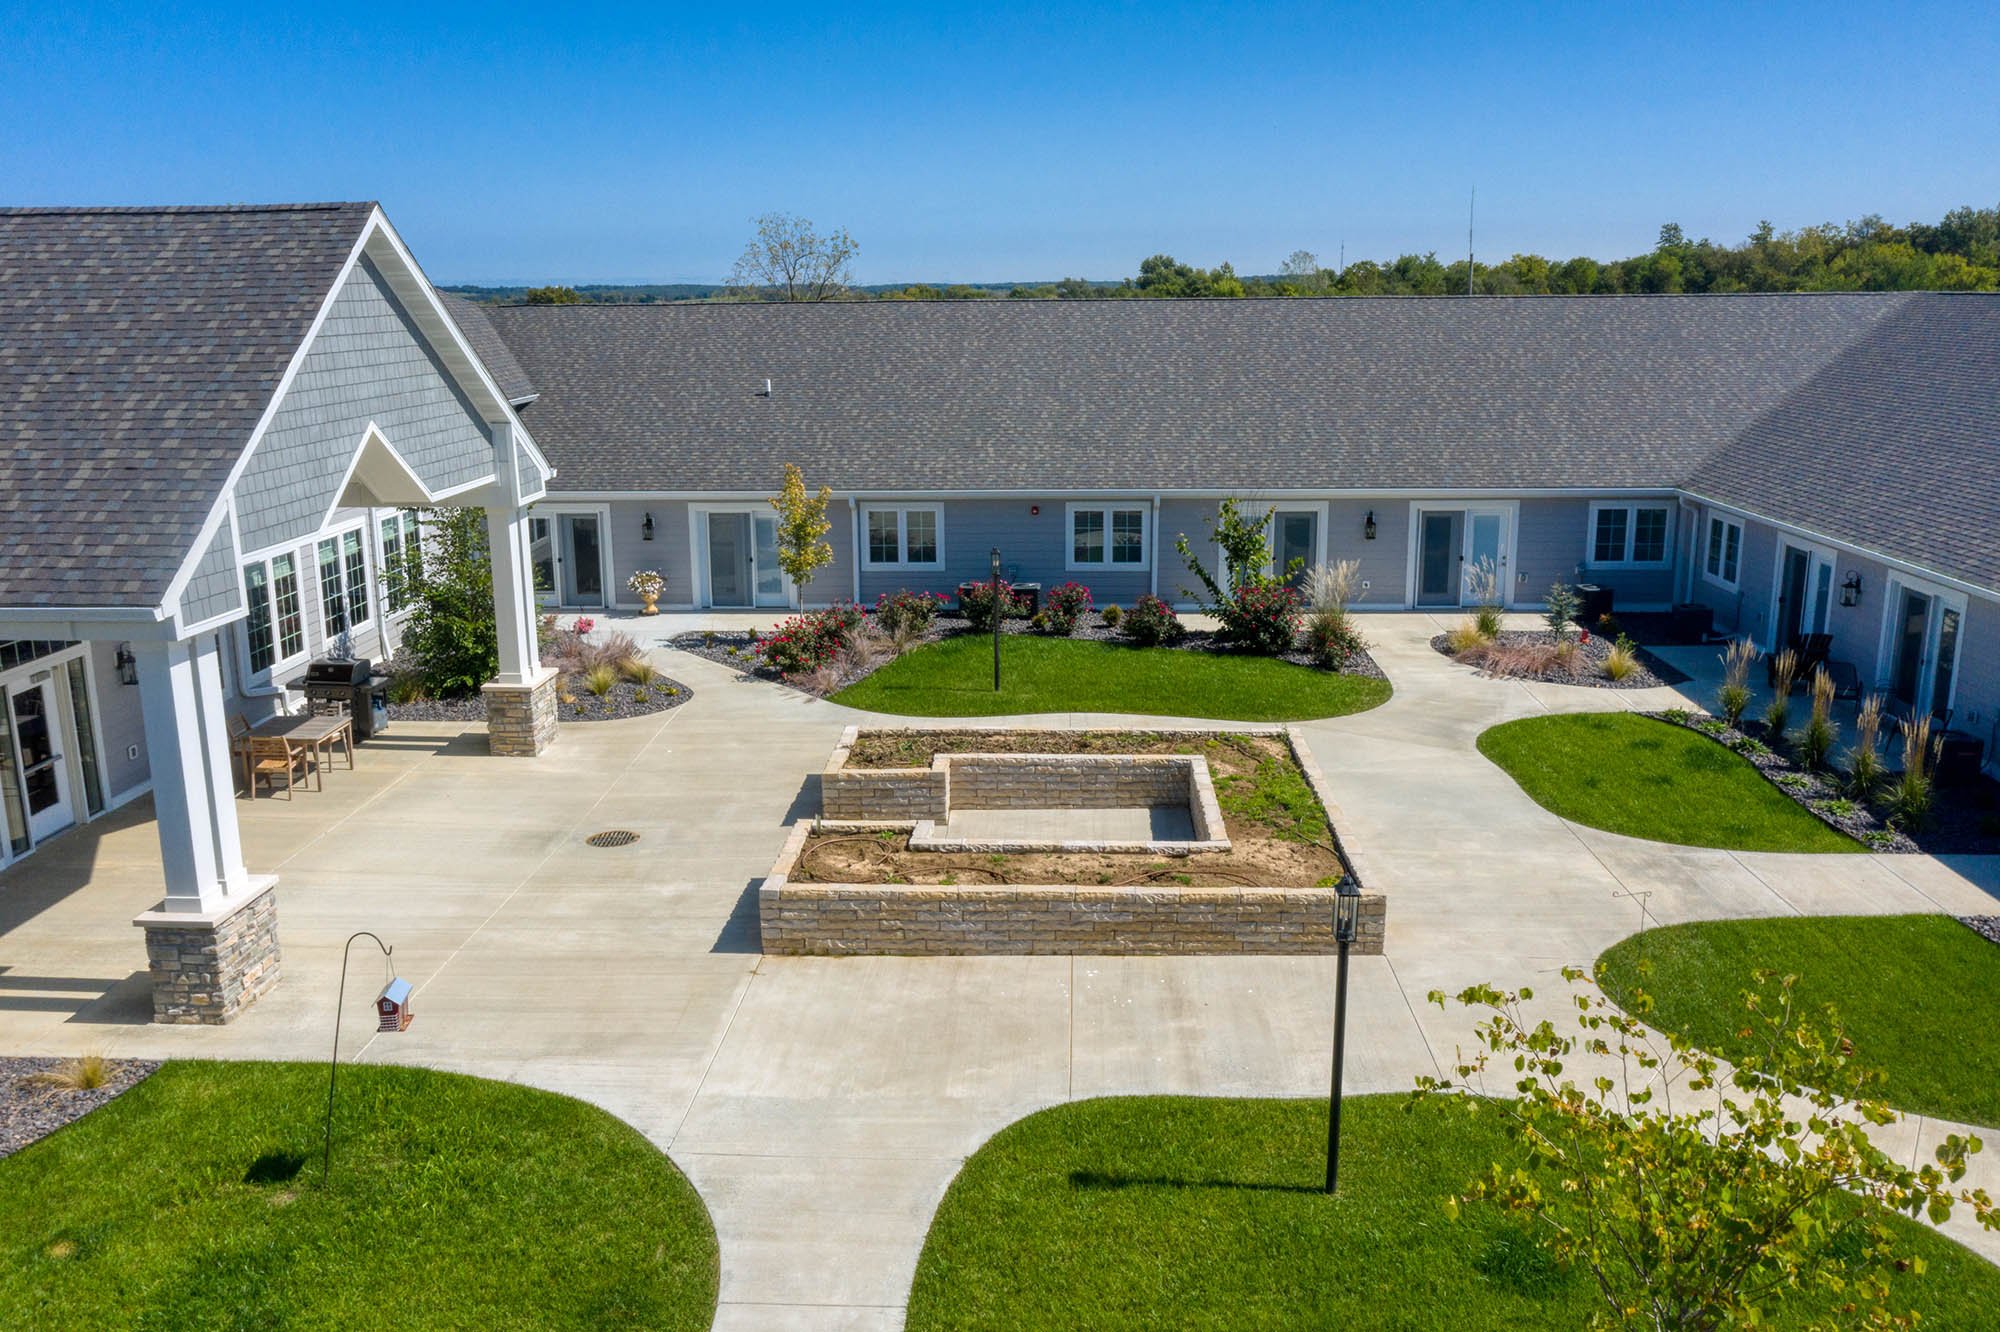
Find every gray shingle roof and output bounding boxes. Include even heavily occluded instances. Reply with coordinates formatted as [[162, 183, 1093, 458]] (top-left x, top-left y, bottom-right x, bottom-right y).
[[438, 291, 536, 405], [490, 292, 2000, 593], [0, 202, 376, 612], [487, 294, 1906, 496], [1684, 294, 2000, 592]]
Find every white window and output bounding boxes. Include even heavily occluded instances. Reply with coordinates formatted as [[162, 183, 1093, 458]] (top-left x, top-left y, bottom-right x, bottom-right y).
[[860, 504, 943, 568], [241, 551, 306, 676], [1587, 502, 1670, 567], [317, 528, 373, 637], [1067, 504, 1148, 569], [1703, 515, 1743, 588], [379, 510, 422, 615]]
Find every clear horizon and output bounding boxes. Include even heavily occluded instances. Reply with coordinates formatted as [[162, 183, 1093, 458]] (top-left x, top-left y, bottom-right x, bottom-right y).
[[5, 2, 1996, 287]]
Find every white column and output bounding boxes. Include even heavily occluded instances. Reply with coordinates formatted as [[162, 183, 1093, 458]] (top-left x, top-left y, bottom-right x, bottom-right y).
[[485, 505, 540, 685], [133, 636, 250, 912]]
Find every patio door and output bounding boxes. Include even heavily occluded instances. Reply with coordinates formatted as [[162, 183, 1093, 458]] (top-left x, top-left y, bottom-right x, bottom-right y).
[[530, 511, 608, 609], [1274, 510, 1318, 588], [1775, 546, 1811, 645], [704, 511, 789, 608], [1416, 506, 1511, 607], [1415, 512, 1463, 607], [1887, 585, 1964, 720], [7, 678, 74, 844]]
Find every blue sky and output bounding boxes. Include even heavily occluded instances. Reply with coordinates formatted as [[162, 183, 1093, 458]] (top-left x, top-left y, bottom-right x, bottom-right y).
[[4, 2, 1995, 284]]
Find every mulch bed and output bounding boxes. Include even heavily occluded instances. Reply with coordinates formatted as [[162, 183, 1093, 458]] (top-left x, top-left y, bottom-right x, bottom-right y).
[[670, 612, 1388, 697], [1, 1057, 158, 1158], [1651, 710, 2000, 855], [848, 727, 1255, 768], [385, 659, 693, 724], [1430, 627, 1689, 689]]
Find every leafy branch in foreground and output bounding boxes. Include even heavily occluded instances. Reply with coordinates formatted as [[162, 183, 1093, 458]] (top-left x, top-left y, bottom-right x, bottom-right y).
[[1411, 967, 1995, 1331]]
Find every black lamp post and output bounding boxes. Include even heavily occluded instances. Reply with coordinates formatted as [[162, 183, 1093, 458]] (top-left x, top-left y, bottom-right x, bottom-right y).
[[990, 547, 1003, 691], [1325, 878, 1361, 1194]]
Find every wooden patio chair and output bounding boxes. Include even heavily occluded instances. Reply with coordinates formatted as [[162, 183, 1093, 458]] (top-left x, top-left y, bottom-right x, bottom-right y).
[[244, 735, 312, 800]]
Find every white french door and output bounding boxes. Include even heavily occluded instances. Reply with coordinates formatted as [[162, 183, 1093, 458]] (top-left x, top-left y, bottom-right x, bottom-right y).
[[700, 509, 791, 608], [1413, 504, 1514, 607], [7, 678, 74, 844]]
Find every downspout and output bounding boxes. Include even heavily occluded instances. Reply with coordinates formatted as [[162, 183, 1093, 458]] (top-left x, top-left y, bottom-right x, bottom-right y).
[[849, 496, 861, 605], [1149, 495, 1162, 600]]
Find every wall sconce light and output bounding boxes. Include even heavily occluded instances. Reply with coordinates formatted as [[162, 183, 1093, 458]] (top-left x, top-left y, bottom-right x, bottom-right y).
[[1363, 510, 1377, 541], [1840, 572, 1862, 607], [115, 643, 138, 686], [642, 512, 655, 542], [1030, 504, 1040, 516]]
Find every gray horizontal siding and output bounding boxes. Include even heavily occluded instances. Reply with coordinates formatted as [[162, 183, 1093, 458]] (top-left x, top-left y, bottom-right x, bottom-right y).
[[237, 256, 496, 555]]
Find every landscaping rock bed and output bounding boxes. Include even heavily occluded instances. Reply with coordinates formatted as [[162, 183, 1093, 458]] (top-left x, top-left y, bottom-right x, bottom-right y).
[[1961, 916, 2000, 948], [672, 611, 1387, 697], [1, 1057, 158, 1158], [1651, 710, 2000, 855], [1431, 628, 1687, 689], [385, 660, 692, 724]]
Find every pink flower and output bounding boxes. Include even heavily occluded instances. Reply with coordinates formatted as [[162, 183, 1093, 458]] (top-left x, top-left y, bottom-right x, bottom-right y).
[[574, 616, 596, 636]]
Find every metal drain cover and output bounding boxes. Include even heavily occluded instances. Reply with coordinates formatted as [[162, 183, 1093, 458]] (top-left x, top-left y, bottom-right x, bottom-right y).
[[585, 829, 641, 849]]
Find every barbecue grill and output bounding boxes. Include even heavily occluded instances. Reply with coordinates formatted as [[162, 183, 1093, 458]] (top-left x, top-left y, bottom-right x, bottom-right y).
[[298, 658, 391, 740]]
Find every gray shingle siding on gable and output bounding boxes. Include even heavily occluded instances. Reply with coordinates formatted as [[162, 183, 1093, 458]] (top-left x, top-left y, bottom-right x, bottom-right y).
[[516, 435, 546, 502], [0, 203, 374, 611], [178, 521, 244, 626], [237, 256, 499, 554]]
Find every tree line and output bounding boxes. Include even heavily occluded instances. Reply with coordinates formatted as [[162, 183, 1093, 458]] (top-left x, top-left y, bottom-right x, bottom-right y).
[[467, 204, 1999, 304]]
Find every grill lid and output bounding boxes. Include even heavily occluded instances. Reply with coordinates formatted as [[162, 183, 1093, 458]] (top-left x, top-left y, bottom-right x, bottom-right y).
[[304, 657, 371, 685]]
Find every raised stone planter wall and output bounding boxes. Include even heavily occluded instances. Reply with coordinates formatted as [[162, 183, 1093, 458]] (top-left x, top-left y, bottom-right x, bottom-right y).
[[483, 667, 559, 757], [131, 880, 282, 1024]]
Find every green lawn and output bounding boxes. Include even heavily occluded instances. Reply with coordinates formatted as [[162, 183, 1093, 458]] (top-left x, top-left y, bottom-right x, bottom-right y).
[[1599, 914, 2000, 1128], [1476, 712, 1862, 852], [830, 634, 1390, 720], [907, 1095, 1999, 1331], [0, 1062, 718, 1330]]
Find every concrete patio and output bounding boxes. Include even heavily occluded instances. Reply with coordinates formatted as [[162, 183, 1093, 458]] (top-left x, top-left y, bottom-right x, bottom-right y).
[[2, 611, 1996, 1330]]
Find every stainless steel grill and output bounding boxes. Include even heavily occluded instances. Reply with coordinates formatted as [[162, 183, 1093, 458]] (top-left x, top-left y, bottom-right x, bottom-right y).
[[298, 657, 391, 740]]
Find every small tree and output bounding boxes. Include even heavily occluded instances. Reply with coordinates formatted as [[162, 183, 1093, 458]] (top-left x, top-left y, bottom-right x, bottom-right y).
[[769, 463, 833, 607], [400, 507, 498, 697], [729, 213, 858, 302], [1544, 581, 1580, 640], [1175, 498, 1302, 653], [1414, 967, 1996, 1331]]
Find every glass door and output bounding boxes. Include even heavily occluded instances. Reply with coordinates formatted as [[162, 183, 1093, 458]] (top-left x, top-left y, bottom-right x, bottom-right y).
[[1416, 512, 1461, 606], [1890, 588, 1930, 710], [1775, 546, 1810, 646], [530, 517, 558, 608], [8, 679, 74, 844], [1931, 607, 1961, 721], [558, 514, 605, 608], [1275, 511, 1317, 588], [751, 513, 788, 607], [1462, 508, 1509, 606], [707, 513, 752, 607]]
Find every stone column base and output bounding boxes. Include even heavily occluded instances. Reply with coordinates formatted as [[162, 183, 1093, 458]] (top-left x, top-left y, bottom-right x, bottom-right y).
[[482, 667, 560, 757], [131, 876, 282, 1024]]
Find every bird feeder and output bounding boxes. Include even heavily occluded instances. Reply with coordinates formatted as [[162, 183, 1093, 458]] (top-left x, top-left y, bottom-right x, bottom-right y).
[[375, 976, 414, 1032]]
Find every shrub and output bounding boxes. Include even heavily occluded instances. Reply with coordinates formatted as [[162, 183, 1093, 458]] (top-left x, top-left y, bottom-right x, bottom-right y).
[[618, 655, 659, 686], [873, 588, 942, 639], [386, 672, 428, 705], [1218, 581, 1302, 655], [1100, 604, 1123, 628], [1474, 604, 1504, 640], [1595, 611, 1623, 639], [1305, 607, 1367, 670], [401, 507, 498, 698], [1119, 594, 1182, 646], [1888, 715, 1938, 829], [582, 663, 617, 698], [1602, 640, 1639, 682], [1476, 642, 1561, 678], [1717, 638, 1758, 727], [1301, 559, 1361, 613], [1543, 582, 1580, 640], [1844, 694, 1886, 800], [1043, 581, 1093, 635], [1445, 619, 1487, 655], [1029, 611, 1049, 632], [25, 1054, 110, 1092], [1550, 638, 1581, 672], [755, 606, 855, 676], [958, 579, 1022, 632], [1797, 668, 1839, 771], [1661, 707, 1692, 725]]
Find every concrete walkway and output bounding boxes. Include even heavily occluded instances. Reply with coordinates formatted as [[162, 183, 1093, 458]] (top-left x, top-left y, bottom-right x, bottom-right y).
[[1, 612, 1995, 1329]]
